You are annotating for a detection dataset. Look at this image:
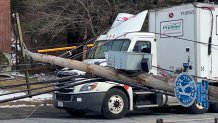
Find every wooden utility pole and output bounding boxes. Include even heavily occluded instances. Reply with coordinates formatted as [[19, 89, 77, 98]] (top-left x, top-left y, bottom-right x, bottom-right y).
[[24, 50, 218, 102], [82, 30, 88, 60], [16, 13, 31, 95]]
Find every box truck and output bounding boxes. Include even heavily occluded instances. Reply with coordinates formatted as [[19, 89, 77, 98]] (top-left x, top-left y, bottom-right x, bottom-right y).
[[53, 2, 218, 119]]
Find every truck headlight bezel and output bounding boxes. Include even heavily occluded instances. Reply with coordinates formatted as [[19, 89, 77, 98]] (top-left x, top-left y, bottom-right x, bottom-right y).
[[79, 83, 98, 92]]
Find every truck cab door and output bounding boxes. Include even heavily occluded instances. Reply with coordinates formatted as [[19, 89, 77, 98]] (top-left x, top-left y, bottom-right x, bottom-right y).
[[129, 37, 157, 74]]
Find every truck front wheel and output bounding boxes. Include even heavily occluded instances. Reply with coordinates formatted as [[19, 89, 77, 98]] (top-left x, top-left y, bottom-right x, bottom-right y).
[[102, 88, 128, 119], [66, 110, 86, 117]]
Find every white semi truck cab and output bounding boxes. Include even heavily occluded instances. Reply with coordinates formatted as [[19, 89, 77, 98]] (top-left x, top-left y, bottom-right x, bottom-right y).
[[54, 32, 172, 119], [54, 2, 218, 119]]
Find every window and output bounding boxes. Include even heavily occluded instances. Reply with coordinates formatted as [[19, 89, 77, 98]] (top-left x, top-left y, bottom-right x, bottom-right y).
[[133, 41, 151, 53], [88, 39, 130, 59]]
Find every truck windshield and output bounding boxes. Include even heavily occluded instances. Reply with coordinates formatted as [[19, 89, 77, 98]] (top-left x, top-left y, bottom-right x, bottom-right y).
[[88, 39, 130, 59]]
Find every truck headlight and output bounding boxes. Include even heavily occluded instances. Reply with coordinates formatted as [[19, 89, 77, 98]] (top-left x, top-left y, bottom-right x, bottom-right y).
[[79, 83, 97, 92]]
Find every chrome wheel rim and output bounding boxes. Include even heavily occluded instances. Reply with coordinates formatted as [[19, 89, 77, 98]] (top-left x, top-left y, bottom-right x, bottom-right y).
[[108, 95, 124, 114]]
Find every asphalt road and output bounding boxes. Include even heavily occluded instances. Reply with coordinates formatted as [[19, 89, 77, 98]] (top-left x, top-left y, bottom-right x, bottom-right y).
[[0, 106, 218, 123]]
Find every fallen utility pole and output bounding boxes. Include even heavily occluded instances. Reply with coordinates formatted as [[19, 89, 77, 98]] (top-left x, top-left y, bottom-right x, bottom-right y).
[[25, 50, 218, 102]]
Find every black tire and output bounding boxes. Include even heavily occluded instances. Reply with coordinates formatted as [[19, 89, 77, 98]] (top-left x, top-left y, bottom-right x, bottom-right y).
[[102, 88, 128, 119], [66, 110, 86, 117], [187, 103, 207, 114], [151, 107, 171, 113], [209, 103, 218, 113]]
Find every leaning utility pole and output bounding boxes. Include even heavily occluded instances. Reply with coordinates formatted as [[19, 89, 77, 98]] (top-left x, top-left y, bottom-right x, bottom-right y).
[[25, 50, 218, 102], [16, 13, 31, 95]]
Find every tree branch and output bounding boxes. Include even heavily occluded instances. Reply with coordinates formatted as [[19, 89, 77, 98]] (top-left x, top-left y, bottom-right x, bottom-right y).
[[77, 0, 96, 36]]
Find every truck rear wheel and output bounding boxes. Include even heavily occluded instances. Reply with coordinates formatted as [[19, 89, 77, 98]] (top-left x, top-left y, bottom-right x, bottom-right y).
[[209, 103, 218, 113], [151, 107, 171, 113], [102, 88, 128, 119], [188, 103, 207, 114]]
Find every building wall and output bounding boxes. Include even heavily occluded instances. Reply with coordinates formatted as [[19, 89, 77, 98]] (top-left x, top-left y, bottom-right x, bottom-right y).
[[0, 0, 11, 53]]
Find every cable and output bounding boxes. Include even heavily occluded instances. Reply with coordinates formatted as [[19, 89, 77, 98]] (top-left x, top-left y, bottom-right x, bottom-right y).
[[25, 105, 39, 119], [60, 35, 98, 58], [108, 78, 175, 96], [67, 24, 218, 60], [0, 79, 79, 97], [60, 14, 136, 58], [16, 4, 218, 84], [59, 29, 218, 83], [0, 70, 58, 82], [67, 32, 129, 59], [0, 76, 75, 89], [150, 31, 218, 46], [0, 66, 53, 74], [66, 30, 218, 63], [0, 63, 47, 68], [152, 65, 218, 84], [0, 78, 101, 103]]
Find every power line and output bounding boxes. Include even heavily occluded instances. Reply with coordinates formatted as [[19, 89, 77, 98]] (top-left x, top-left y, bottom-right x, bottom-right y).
[[152, 65, 218, 83], [0, 70, 58, 82], [0, 63, 47, 68], [0, 76, 75, 90], [0, 78, 101, 103], [151, 31, 218, 46], [0, 66, 54, 74], [60, 16, 136, 58], [16, 6, 218, 84], [68, 32, 129, 59]]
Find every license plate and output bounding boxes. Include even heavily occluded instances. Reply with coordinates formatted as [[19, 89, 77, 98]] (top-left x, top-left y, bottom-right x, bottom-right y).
[[58, 101, 63, 107]]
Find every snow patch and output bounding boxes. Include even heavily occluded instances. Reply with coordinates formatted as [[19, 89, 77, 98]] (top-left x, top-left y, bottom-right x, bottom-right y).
[[0, 104, 36, 108], [18, 94, 52, 101]]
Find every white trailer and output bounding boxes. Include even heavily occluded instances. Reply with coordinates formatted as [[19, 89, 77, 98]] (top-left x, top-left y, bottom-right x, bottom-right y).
[[149, 2, 218, 80]]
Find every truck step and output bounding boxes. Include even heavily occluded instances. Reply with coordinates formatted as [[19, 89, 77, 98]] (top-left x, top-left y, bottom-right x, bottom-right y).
[[134, 91, 154, 95], [135, 104, 159, 108], [167, 103, 180, 106]]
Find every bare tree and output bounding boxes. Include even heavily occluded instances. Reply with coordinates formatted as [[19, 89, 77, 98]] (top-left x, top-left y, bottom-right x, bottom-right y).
[[17, 0, 192, 49]]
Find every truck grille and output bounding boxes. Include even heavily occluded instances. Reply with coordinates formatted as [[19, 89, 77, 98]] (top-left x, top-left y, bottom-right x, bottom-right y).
[[58, 88, 74, 93], [56, 82, 74, 93], [56, 93, 72, 101]]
